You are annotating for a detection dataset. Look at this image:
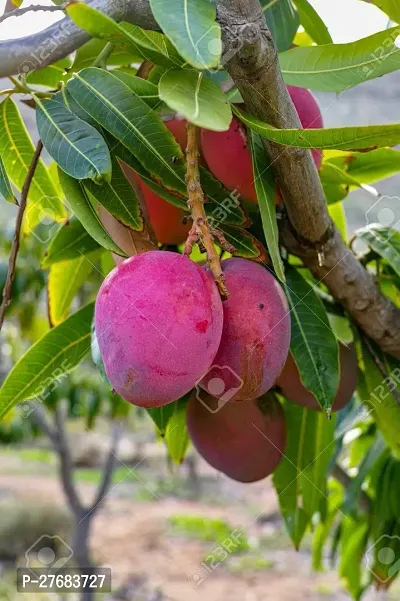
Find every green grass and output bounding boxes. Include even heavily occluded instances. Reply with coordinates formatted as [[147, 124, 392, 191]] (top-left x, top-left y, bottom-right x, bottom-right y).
[[17, 448, 53, 463], [228, 555, 274, 573], [168, 515, 249, 551], [74, 465, 138, 484]]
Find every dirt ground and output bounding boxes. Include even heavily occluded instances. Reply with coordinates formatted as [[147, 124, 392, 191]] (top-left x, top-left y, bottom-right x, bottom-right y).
[[0, 438, 396, 601]]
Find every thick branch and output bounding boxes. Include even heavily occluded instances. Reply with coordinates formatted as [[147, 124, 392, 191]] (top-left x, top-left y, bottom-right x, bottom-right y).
[[0, 140, 43, 333], [218, 0, 400, 359], [0, 4, 65, 26], [0, 0, 157, 78]]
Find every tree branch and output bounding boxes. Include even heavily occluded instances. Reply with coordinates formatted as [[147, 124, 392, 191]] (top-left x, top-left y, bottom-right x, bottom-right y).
[[54, 403, 85, 517], [331, 464, 371, 513], [217, 0, 400, 359], [0, 140, 43, 333], [184, 122, 235, 298], [0, 4, 65, 26], [88, 420, 122, 515], [0, 0, 158, 78]]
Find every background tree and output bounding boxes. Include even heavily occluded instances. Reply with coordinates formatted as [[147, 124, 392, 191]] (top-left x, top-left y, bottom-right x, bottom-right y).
[[0, 0, 400, 599]]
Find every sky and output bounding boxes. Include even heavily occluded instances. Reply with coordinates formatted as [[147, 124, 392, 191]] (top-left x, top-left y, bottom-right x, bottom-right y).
[[0, 0, 392, 43]]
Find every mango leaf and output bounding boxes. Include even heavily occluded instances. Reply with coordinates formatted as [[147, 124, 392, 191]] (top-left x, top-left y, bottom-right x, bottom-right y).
[[48, 253, 98, 326], [164, 395, 190, 464], [356, 225, 400, 277], [342, 433, 386, 515], [67, 68, 187, 194], [67, 3, 183, 68], [73, 38, 142, 71], [150, 0, 221, 69], [0, 98, 65, 232], [273, 401, 334, 548], [220, 225, 269, 263], [326, 148, 400, 184], [84, 157, 143, 231], [284, 264, 339, 414], [249, 131, 285, 282], [312, 481, 344, 571], [361, 0, 400, 23], [147, 403, 176, 437], [328, 201, 347, 241], [111, 70, 160, 109], [58, 168, 126, 256], [361, 343, 400, 459], [279, 26, 400, 92], [35, 96, 112, 182], [0, 155, 14, 203], [292, 0, 332, 45], [26, 58, 72, 88], [339, 518, 369, 600], [42, 218, 100, 267], [0, 303, 94, 420], [262, 0, 300, 52], [233, 104, 400, 151], [159, 69, 231, 131]]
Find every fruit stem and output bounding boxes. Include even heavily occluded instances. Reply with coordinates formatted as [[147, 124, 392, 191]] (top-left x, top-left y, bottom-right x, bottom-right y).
[[185, 122, 232, 299]]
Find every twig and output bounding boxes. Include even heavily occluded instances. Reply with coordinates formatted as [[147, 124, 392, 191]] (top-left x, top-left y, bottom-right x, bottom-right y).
[[136, 60, 153, 79], [0, 3, 65, 24], [0, 140, 43, 333], [89, 420, 122, 515], [185, 122, 235, 298], [362, 334, 400, 406], [331, 464, 371, 513]]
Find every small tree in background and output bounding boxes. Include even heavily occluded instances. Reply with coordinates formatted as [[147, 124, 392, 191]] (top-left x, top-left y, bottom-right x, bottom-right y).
[[0, 1, 399, 599]]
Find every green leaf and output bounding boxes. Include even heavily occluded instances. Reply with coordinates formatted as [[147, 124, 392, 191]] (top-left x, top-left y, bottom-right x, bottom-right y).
[[0, 98, 65, 232], [0, 154, 14, 203], [279, 26, 400, 92], [262, 0, 300, 52], [67, 3, 183, 68], [26, 58, 72, 88], [284, 264, 339, 414], [328, 201, 347, 241], [73, 38, 142, 71], [159, 69, 232, 131], [150, 0, 221, 69], [147, 403, 176, 437], [58, 168, 126, 256], [361, 0, 400, 23], [233, 104, 400, 151], [326, 148, 400, 184], [164, 395, 190, 464], [339, 518, 369, 600], [91, 324, 110, 385], [67, 68, 187, 194], [84, 157, 143, 231], [342, 433, 386, 515], [111, 70, 161, 109], [35, 96, 112, 182], [219, 225, 269, 263], [249, 131, 285, 282], [356, 225, 400, 278], [292, 0, 332, 45], [361, 344, 400, 459], [42, 218, 100, 267], [48, 253, 98, 326], [0, 303, 94, 420]]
